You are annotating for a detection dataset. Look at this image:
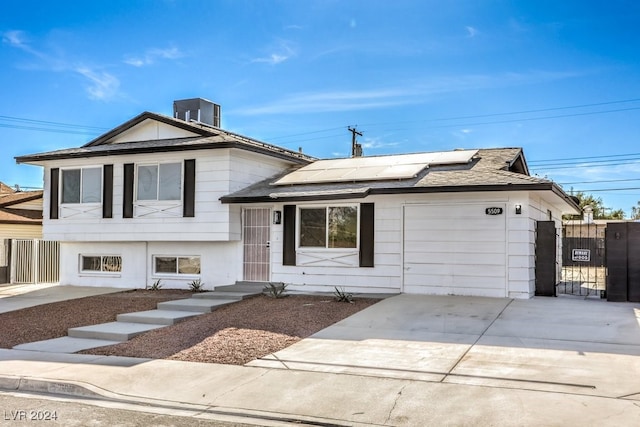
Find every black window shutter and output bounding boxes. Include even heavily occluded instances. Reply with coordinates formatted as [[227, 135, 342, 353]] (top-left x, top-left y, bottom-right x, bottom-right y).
[[359, 203, 375, 267], [283, 205, 296, 266], [123, 163, 134, 218], [49, 168, 59, 220], [102, 165, 113, 218], [183, 159, 196, 217]]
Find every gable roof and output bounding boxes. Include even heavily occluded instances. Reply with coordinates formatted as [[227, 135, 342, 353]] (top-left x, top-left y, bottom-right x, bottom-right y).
[[220, 147, 580, 212], [0, 190, 43, 208], [15, 112, 315, 165]]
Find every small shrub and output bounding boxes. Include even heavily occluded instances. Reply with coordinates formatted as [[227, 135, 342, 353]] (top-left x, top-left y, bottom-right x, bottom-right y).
[[263, 282, 289, 298], [334, 286, 354, 303], [189, 279, 205, 292], [147, 279, 163, 291]]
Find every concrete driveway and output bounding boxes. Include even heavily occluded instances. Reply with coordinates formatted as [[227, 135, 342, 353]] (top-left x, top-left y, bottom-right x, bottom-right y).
[[250, 294, 640, 399]]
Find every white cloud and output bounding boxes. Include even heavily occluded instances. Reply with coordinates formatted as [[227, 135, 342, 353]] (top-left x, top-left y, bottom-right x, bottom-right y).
[[124, 46, 184, 67], [4, 29, 122, 101], [251, 40, 295, 65], [465, 26, 479, 38], [75, 67, 120, 100], [2, 30, 27, 47], [235, 71, 580, 116]]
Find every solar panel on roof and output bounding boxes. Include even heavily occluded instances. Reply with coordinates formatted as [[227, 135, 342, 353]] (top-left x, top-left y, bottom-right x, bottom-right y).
[[273, 149, 478, 185]]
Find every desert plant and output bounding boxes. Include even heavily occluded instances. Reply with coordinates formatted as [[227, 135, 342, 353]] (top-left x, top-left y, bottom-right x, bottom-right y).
[[189, 279, 205, 292], [263, 282, 289, 298], [147, 279, 163, 291], [334, 286, 354, 303]]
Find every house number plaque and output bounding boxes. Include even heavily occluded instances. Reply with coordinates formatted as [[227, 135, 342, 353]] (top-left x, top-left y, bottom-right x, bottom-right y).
[[485, 207, 503, 215]]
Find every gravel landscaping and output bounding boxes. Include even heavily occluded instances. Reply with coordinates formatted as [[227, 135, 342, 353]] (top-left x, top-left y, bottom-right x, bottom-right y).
[[0, 289, 378, 365]]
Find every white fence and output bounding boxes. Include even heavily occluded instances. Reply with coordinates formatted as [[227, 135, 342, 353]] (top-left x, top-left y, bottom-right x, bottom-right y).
[[9, 239, 60, 284]]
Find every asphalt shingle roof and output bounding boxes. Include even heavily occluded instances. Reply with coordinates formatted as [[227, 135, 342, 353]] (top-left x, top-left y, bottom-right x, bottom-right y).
[[220, 147, 568, 204]]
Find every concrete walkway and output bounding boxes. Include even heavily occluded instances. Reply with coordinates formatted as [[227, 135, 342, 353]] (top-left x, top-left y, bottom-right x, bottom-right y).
[[0, 284, 128, 314], [0, 292, 639, 425]]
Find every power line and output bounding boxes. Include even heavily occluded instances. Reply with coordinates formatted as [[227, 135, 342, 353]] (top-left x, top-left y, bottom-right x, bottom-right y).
[[361, 97, 640, 128], [558, 178, 640, 185], [529, 152, 640, 164], [0, 115, 108, 131]]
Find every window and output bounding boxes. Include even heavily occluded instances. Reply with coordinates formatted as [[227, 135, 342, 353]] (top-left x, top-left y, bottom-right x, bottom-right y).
[[81, 255, 122, 273], [62, 167, 101, 204], [137, 163, 182, 201], [154, 256, 201, 275], [299, 206, 358, 248]]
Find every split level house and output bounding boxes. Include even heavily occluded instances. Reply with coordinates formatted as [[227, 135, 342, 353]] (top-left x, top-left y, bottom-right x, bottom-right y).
[[16, 98, 580, 299]]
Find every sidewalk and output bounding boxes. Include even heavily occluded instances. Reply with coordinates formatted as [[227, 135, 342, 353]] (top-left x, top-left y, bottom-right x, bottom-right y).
[[0, 284, 127, 314], [0, 289, 639, 425]]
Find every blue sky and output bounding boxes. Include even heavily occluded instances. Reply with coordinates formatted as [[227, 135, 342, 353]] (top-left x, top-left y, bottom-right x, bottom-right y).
[[2, 0, 640, 215]]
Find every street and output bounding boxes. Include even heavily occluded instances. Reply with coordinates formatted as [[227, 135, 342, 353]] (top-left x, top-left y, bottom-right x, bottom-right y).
[[0, 392, 259, 427]]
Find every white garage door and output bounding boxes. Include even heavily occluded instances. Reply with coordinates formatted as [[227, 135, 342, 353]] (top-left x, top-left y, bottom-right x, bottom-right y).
[[403, 203, 507, 298]]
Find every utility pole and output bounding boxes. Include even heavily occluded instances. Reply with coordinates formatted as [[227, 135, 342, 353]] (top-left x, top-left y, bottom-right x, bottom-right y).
[[348, 126, 363, 157]]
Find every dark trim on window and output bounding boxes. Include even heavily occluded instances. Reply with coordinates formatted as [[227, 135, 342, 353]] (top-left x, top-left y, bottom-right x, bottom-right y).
[[183, 159, 196, 217], [103, 164, 113, 218], [359, 203, 374, 267], [123, 163, 134, 218], [283, 205, 296, 266], [50, 168, 59, 220]]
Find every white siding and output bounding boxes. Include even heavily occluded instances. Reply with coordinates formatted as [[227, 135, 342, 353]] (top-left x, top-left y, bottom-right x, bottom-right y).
[[403, 202, 507, 297], [60, 240, 242, 289], [268, 191, 563, 299], [40, 148, 291, 243], [110, 120, 199, 143]]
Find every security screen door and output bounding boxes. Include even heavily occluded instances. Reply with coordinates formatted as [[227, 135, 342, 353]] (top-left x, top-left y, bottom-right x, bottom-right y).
[[243, 208, 271, 281]]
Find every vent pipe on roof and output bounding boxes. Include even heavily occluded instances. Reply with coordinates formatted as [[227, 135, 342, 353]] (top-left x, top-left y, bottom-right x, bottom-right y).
[[173, 98, 221, 127]]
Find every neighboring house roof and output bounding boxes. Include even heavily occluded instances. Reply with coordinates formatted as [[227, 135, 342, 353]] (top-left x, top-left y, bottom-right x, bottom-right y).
[[220, 147, 580, 212], [0, 188, 43, 225], [0, 190, 44, 208], [15, 112, 315, 165], [0, 207, 42, 225]]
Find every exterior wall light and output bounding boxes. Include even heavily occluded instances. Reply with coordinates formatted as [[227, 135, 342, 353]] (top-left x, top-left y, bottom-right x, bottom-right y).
[[515, 204, 522, 215], [273, 210, 282, 224]]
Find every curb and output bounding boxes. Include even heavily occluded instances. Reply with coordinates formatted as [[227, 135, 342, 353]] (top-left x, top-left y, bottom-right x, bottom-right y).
[[0, 375, 365, 427]]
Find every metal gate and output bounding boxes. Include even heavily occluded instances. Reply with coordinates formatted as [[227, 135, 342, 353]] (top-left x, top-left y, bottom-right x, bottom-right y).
[[0, 239, 9, 284], [606, 222, 640, 302], [10, 239, 60, 284], [558, 220, 606, 298]]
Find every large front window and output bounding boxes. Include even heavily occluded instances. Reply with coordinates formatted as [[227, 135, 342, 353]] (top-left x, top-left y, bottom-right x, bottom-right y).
[[61, 167, 101, 204], [137, 163, 182, 201], [299, 206, 358, 248]]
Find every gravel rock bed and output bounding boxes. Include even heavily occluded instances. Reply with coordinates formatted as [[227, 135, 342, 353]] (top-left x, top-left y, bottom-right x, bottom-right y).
[[0, 290, 378, 365], [0, 289, 192, 349], [81, 294, 378, 365]]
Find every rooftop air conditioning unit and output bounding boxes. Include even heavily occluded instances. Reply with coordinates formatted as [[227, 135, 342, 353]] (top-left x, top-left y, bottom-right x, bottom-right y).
[[173, 98, 221, 127]]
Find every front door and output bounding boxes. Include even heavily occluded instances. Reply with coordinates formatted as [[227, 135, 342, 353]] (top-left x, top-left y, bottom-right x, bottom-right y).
[[243, 208, 271, 282]]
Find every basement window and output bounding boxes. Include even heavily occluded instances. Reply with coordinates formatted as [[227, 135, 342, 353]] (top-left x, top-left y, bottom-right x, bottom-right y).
[[80, 255, 122, 273], [153, 256, 201, 275]]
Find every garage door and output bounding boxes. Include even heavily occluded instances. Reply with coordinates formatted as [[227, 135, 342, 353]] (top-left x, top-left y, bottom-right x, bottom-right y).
[[403, 203, 507, 297]]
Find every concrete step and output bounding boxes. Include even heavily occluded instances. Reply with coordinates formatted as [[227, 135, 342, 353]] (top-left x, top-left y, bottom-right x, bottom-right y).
[[156, 298, 238, 313], [68, 322, 166, 341], [117, 309, 200, 325], [13, 336, 123, 353], [191, 291, 258, 300], [215, 282, 266, 293]]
